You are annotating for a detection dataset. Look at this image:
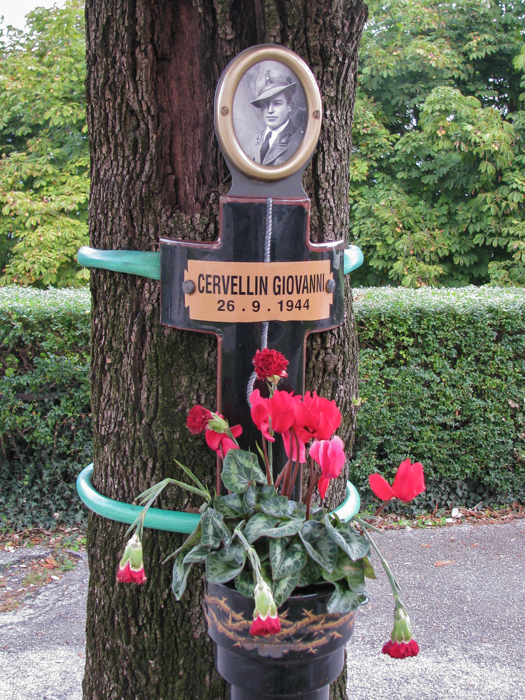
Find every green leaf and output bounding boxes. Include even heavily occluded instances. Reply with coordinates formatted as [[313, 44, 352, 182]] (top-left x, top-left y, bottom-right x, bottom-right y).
[[221, 450, 267, 493], [264, 518, 304, 539], [163, 522, 202, 564], [287, 500, 307, 517], [299, 521, 338, 573], [324, 515, 369, 561], [363, 555, 377, 580], [297, 556, 323, 587], [244, 513, 304, 542], [260, 496, 290, 518], [243, 483, 258, 509], [200, 508, 231, 549], [172, 557, 193, 600], [235, 568, 255, 598], [182, 544, 211, 565], [244, 513, 279, 543], [258, 484, 277, 500], [205, 544, 246, 584], [270, 539, 307, 581], [322, 549, 366, 592], [326, 580, 368, 614], [213, 493, 246, 518], [272, 570, 300, 607]]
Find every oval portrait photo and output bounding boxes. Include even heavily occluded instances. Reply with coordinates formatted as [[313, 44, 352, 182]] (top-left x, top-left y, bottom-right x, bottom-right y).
[[232, 60, 307, 167]]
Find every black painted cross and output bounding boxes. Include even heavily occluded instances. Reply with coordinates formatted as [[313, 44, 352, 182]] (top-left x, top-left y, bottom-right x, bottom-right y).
[[160, 194, 345, 477]]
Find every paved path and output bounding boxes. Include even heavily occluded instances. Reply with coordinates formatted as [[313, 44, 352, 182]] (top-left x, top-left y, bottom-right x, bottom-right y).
[[0, 521, 523, 700], [347, 521, 524, 700]]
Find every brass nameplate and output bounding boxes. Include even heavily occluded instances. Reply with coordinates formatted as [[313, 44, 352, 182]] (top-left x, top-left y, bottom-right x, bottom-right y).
[[184, 260, 333, 323]]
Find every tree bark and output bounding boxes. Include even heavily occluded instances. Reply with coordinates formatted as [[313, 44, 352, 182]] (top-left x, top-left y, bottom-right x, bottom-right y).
[[83, 0, 367, 698]]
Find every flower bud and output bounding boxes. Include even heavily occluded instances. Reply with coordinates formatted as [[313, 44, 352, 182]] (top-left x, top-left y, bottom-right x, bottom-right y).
[[382, 603, 419, 658], [207, 413, 229, 433], [117, 534, 147, 585], [249, 579, 281, 636], [391, 604, 413, 643]]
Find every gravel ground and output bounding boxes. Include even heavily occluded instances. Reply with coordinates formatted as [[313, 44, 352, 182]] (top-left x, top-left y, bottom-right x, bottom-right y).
[[0, 521, 523, 700]]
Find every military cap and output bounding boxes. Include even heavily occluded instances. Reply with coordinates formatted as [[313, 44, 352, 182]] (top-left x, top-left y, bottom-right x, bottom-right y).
[[250, 70, 297, 107]]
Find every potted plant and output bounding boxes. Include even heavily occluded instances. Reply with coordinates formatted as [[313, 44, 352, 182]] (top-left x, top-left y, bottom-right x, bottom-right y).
[[117, 349, 425, 699]]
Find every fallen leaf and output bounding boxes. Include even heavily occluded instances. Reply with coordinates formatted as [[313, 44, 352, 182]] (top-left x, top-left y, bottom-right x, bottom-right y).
[[434, 560, 455, 567], [421, 544, 431, 548]]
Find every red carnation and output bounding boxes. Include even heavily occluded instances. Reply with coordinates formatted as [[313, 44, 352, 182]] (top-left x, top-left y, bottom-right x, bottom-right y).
[[116, 534, 147, 585], [250, 612, 281, 636], [252, 348, 289, 382], [117, 560, 147, 585], [186, 405, 213, 434], [382, 639, 419, 659]]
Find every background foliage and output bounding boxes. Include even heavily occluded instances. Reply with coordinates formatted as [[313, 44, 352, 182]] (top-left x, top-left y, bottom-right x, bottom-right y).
[[0, 1, 89, 288], [352, 286, 525, 510], [0, 288, 91, 529], [350, 0, 525, 287], [1, 287, 523, 530]]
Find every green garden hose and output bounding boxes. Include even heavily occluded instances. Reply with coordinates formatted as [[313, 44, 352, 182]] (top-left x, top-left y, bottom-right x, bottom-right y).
[[77, 464, 361, 533], [77, 247, 161, 280], [77, 244, 363, 280]]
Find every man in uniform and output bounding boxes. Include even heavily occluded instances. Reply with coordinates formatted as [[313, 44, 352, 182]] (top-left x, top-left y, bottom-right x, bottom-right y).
[[245, 69, 305, 167]]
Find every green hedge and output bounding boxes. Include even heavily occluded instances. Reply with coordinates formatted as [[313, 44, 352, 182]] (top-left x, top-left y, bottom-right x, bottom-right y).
[[1, 286, 524, 529], [352, 286, 525, 511], [0, 288, 91, 529]]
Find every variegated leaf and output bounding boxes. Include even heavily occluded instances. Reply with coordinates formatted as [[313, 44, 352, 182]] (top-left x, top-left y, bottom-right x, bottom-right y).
[[200, 508, 231, 549], [182, 544, 211, 565], [327, 580, 368, 614], [272, 570, 300, 607], [172, 557, 193, 600], [258, 484, 277, 500], [264, 518, 303, 539], [235, 568, 255, 598], [244, 513, 279, 543], [287, 500, 307, 518], [322, 549, 366, 592], [222, 450, 267, 493], [243, 483, 258, 509], [270, 539, 307, 581], [213, 493, 246, 518], [205, 544, 246, 584], [299, 521, 338, 573], [296, 556, 323, 587], [260, 496, 289, 518], [324, 515, 369, 561]]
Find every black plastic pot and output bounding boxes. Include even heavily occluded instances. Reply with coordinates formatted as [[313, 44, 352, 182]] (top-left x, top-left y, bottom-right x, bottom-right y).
[[205, 581, 356, 700]]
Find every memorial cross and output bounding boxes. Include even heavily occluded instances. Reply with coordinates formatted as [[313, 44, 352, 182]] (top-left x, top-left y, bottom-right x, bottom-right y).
[[160, 45, 348, 485], [160, 195, 345, 475]]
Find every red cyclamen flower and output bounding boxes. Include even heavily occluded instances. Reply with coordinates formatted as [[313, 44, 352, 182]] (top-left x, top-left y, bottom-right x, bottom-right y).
[[205, 420, 242, 458], [369, 459, 425, 503], [382, 639, 419, 659], [186, 405, 213, 434], [292, 392, 342, 443], [117, 534, 147, 585], [250, 389, 296, 441], [309, 436, 346, 499], [252, 348, 289, 382]]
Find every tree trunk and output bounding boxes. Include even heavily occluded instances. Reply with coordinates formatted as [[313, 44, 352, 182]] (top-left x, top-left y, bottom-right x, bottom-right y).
[[83, 0, 367, 698]]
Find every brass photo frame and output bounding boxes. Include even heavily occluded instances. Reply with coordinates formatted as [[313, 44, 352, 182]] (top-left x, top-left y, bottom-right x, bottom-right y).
[[215, 45, 323, 181]]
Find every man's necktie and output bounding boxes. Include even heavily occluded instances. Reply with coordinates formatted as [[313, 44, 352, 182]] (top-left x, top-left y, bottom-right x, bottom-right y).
[[260, 131, 272, 163]]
